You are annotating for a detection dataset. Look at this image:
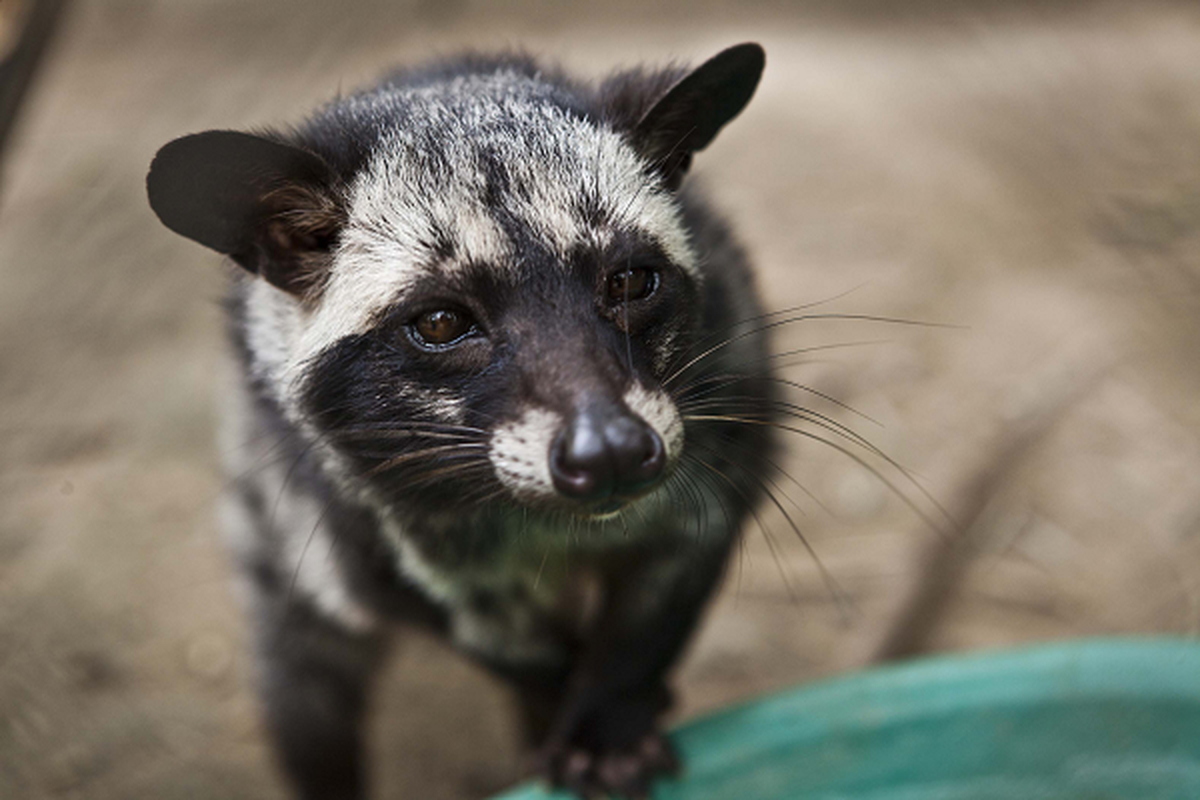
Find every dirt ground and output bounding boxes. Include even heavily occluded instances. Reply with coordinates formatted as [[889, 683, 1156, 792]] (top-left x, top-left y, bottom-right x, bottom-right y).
[[3, 0, 1200, 798]]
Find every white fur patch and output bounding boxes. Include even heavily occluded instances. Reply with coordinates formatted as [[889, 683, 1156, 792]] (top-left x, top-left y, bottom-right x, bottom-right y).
[[624, 383, 685, 464], [388, 525, 563, 664], [218, 369, 379, 633], [275, 489, 379, 633], [489, 407, 562, 500], [242, 277, 306, 402], [390, 531, 459, 606]]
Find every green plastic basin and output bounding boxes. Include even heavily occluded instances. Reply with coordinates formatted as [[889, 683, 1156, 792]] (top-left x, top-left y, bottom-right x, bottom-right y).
[[492, 638, 1200, 800]]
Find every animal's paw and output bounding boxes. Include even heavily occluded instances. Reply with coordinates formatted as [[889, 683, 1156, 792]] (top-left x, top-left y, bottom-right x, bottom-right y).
[[538, 731, 680, 799]]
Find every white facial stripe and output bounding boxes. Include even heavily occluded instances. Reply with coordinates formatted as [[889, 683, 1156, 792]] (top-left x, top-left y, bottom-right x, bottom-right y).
[[490, 407, 562, 500], [492, 112, 697, 273], [295, 164, 511, 368], [628, 195, 696, 276], [624, 383, 685, 464]]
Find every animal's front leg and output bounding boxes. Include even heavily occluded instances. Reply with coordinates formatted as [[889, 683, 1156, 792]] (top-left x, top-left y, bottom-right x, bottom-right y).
[[537, 546, 729, 799], [256, 607, 386, 800], [539, 680, 679, 800], [250, 590, 387, 800]]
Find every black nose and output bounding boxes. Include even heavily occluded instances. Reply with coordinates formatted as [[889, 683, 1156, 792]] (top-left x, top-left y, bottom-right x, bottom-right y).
[[549, 409, 666, 504]]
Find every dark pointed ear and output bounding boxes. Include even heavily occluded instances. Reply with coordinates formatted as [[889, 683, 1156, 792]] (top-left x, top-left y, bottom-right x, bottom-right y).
[[146, 130, 345, 298], [632, 43, 765, 190]]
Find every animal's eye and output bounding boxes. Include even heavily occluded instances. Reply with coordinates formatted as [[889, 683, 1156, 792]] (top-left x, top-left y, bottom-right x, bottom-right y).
[[411, 309, 475, 347], [606, 267, 657, 302]]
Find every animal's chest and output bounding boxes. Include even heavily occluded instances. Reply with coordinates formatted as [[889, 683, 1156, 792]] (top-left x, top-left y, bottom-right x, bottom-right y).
[[391, 526, 607, 667]]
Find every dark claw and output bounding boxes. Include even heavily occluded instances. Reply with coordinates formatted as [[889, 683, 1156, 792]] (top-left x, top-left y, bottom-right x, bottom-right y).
[[638, 733, 680, 775], [539, 732, 679, 799]]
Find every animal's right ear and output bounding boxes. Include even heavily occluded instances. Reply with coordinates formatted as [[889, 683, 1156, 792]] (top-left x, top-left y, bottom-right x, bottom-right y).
[[147, 130, 345, 298]]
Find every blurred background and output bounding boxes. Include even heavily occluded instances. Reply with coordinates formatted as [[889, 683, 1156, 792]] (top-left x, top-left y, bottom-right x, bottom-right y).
[[3, 0, 1200, 797]]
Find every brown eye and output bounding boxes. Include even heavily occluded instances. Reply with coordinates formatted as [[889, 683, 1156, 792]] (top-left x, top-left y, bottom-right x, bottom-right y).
[[412, 309, 474, 346], [607, 267, 657, 302]]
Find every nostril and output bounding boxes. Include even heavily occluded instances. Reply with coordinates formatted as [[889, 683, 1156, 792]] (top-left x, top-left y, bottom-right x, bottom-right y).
[[606, 418, 666, 492], [549, 423, 614, 501], [639, 429, 666, 477]]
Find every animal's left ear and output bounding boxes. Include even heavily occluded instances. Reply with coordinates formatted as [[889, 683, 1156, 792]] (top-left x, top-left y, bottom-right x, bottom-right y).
[[632, 43, 765, 190]]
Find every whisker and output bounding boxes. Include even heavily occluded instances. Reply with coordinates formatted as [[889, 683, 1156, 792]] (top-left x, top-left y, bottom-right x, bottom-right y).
[[398, 459, 494, 487], [364, 443, 490, 478], [678, 454, 747, 595], [220, 412, 356, 493], [333, 428, 486, 444], [661, 284, 874, 378], [668, 466, 709, 539], [623, 256, 634, 373], [678, 396, 884, 458], [268, 433, 327, 540], [702, 427, 828, 516], [672, 372, 881, 426], [682, 452, 799, 602], [664, 313, 960, 388], [329, 420, 489, 436], [688, 441, 854, 618], [534, 547, 550, 591], [461, 486, 509, 507], [688, 340, 891, 388], [657, 478, 692, 532], [684, 414, 953, 537], [677, 471, 708, 539]]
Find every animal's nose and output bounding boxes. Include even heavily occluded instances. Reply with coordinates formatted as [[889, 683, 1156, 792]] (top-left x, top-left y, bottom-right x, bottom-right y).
[[549, 408, 666, 504]]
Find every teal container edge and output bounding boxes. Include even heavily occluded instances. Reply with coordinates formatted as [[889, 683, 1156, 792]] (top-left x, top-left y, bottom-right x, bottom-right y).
[[492, 636, 1200, 800]]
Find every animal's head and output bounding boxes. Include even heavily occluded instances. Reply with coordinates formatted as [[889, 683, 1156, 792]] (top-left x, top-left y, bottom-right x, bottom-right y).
[[148, 44, 764, 521]]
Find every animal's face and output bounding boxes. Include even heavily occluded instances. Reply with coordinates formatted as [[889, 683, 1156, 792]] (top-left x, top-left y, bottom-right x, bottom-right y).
[[147, 45, 765, 519], [298, 85, 700, 514]]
